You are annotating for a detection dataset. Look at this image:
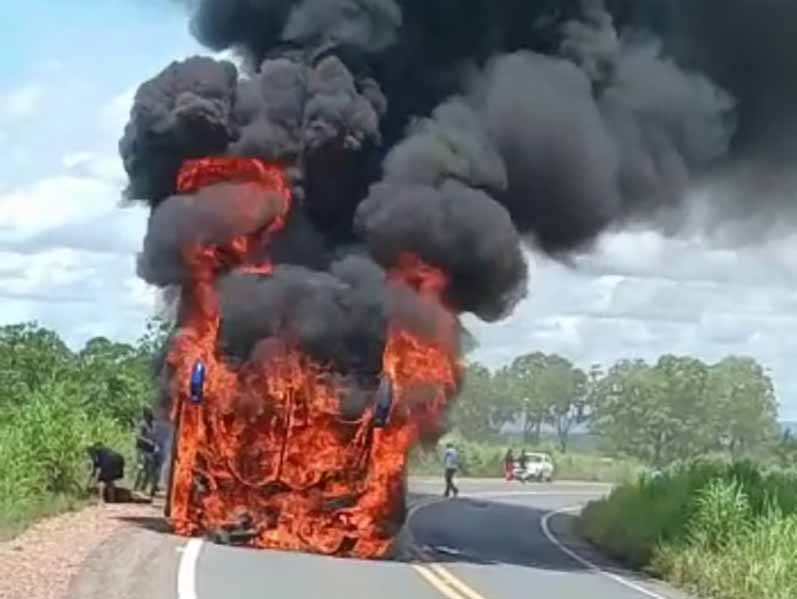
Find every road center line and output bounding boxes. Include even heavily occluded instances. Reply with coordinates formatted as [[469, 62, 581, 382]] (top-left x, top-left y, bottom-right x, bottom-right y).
[[177, 538, 204, 599], [427, 563, 489, 599], [412, 564, 468, 599], [541, 507, 671, 599]]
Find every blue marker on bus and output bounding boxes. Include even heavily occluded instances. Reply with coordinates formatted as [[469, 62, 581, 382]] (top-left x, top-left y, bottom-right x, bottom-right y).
[[373, 376, 393, 428], [190, 360, 206, 404]]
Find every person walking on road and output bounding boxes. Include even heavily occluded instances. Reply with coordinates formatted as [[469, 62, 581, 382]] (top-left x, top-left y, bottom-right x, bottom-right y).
[[443, 443, 460, 498]]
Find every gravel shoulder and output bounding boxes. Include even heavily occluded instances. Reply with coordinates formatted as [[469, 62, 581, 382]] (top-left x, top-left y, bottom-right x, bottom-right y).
[[0, 500, 164, 599]]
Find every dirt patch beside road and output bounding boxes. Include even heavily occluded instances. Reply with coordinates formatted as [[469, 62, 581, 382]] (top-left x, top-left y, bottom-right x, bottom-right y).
[[0, 500, 163, 599]]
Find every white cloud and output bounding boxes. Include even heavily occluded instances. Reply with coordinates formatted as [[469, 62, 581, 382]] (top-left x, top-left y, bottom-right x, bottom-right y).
[[0, 84, 44, 120], [62, 151, 126, 183], [0, 176, 113, 242], [0, 166, 146, 253], [0, 248, 154, 347], [100, 86, 136, 132]]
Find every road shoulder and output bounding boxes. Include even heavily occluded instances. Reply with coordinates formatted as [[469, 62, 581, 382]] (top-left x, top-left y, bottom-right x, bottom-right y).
[[0, 501, 162, 599], [68, 503, 182, 599], [545, 510, 695, 599]]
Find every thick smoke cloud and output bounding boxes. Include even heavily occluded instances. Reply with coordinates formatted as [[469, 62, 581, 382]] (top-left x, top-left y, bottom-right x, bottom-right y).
[[282, 0, 402, 52], [356, 180, 526, 320], [656, 0, 797, 164], [138, 181, 287, 286], [120, 57, 239, 201], [190, 0, 402, 59], [125, 0, 797, 387], [121, 52, 384, 207], [217, 257, 387, 375], [473, 51, 622, 253], [217, 255, 462, 381]]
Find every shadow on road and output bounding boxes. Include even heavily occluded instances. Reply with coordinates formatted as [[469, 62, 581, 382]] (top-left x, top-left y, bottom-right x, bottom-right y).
[[115, 515, 172, 534], [407, 494, 590, 573]]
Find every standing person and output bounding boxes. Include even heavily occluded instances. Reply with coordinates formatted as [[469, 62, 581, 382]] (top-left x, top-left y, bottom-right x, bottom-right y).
[[517, 449, 529, 480], [504, 448, 515, 480], [151, 416, 172, 496], [443, 443, 460, 498], [134, 408, 159, 496]]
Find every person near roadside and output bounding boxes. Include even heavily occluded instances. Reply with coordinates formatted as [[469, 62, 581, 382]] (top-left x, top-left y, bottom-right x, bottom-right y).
[[86, 443, 125, 503], [443, 443, 460, 498], [134, 408, 160, 497], [504, 448, 515, 480], [518, 449, 529, 471]]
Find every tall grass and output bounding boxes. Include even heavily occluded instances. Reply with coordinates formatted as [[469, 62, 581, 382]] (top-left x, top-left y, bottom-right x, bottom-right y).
[[581, 460, 797, 599], [0, 382, 132, 538]]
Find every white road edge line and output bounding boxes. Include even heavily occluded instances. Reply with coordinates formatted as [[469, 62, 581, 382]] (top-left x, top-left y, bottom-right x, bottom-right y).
[[177, 538, 204, 599], [541, 507, 669, 599]]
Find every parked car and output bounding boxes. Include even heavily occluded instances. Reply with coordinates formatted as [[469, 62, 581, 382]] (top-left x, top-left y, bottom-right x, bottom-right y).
[[512, 452, 555, 482]]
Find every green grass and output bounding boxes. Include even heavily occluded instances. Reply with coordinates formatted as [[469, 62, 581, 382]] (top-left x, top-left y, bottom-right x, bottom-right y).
[[0, 494, 89, 541], [409, 436, 642, 483], [0, 382, 135, 539], [581, 460, 797, 599]]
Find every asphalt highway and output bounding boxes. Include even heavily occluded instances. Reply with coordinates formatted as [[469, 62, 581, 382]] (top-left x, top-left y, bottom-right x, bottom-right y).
[[69, 479, 692, 599]]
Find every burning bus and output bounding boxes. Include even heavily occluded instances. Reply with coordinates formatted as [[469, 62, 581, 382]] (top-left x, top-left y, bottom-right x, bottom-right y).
[[156, 157, 462, 558]]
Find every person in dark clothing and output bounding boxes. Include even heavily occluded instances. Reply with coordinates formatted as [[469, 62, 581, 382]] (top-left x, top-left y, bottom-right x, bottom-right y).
[[134, 408, 161, 497], [86, 444, 125, 503], [518, 449, 529, 470]]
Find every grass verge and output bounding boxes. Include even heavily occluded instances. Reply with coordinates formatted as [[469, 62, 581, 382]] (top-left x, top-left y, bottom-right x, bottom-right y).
[[0, 384, 134, 540], [580, 460, 797, 599], [0, 494, 90, 541]]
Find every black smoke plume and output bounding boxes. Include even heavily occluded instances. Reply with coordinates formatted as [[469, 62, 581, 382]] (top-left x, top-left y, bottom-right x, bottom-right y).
[[124, 0, 796, 396]]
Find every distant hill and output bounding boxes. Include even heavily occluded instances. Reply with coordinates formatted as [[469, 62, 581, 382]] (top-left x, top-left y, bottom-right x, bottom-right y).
[[782, 421, 797, 435]]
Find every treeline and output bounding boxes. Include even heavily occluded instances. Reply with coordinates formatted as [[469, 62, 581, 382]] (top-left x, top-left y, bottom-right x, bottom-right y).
[[454, 352, 790, 467], [0, 321, 168, 535]]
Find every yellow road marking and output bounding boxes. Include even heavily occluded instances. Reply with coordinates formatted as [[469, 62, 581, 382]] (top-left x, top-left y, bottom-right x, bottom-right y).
[[412, 564, 468, 599], [427, 563, 489, 599], [410, 548, 489, 599]]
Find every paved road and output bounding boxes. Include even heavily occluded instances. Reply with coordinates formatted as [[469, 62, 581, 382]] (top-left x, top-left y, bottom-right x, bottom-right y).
[[70, 479, 691, 599]]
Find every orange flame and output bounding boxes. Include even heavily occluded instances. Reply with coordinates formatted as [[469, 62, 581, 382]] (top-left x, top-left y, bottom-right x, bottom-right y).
[[165, 157, 460, 558]]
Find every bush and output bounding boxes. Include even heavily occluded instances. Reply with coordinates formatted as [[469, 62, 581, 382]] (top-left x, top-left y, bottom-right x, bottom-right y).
[[0, 382, 132, 538], [581, 459, 797, 599]]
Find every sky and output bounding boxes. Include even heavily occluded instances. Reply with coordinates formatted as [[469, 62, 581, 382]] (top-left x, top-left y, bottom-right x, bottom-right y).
[[1, 1, 796, 420]]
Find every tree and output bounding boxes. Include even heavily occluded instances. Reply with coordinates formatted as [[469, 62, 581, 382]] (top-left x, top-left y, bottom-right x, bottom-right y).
[[508, 352, 551, 443], [453, 363, 516, 440], [589, 354, 780, 466], [0, 323, 77, 410], [77, 337, 155, 426], [540, 355, 588, 453], [653, 355, 714, 461], [774, 429, 797, 467], [589, 356, 713, 466], [706, 357, 779, 457]]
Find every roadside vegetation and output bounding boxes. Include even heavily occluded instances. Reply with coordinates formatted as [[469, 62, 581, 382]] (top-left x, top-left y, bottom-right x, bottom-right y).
[[0, 321, 167, 539], [582, 461, 797, 599], [4, 312, 796, 599], [424, 352, 796, 599]]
